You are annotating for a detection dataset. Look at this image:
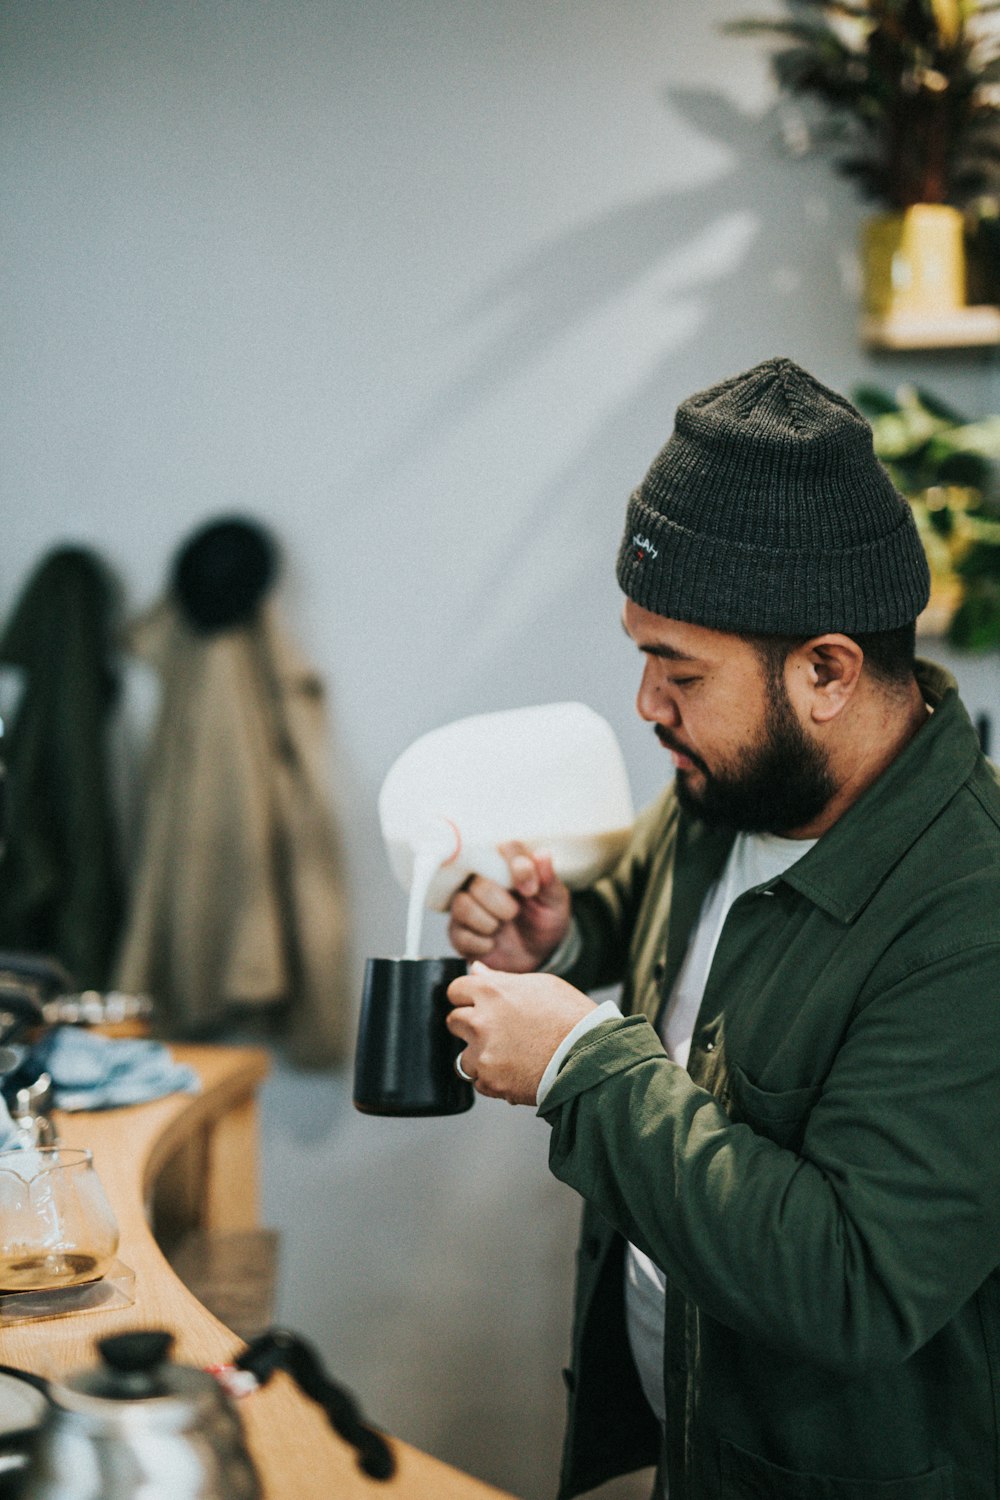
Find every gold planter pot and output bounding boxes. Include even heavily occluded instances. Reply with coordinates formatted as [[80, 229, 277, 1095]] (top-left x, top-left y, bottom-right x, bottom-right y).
[[861, 203, 967, 317]]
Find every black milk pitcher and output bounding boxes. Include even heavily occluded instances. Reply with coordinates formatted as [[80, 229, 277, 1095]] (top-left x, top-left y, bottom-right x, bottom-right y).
[[352, 956, 473, 1117]]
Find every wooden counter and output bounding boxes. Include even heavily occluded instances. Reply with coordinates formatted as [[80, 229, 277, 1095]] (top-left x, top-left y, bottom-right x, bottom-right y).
[[0, 1044, 514, 1500]]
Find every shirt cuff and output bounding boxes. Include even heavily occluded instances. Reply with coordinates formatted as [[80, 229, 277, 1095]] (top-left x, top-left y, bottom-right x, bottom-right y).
[[539, 917, 582, 975], [535, 999, 622, 1107]]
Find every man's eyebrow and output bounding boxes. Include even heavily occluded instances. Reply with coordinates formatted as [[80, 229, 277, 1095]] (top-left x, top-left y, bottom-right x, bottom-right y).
[[641, 643, 700, 662], [619, 618, 699, 663]]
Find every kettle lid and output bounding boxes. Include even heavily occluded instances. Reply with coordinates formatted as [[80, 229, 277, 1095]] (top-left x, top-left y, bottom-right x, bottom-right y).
[[52, 1330, 226, 1433]]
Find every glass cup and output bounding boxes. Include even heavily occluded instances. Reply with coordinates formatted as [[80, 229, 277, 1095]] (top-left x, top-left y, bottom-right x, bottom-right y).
[[0, 1146, 120, 1292]]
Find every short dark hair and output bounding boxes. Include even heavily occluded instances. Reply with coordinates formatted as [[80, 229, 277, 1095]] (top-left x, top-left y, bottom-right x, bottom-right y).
[[742, 623, 918, 692]]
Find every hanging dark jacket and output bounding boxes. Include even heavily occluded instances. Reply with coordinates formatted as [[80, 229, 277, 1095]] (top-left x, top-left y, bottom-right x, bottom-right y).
[[0, 547, 124, 987]]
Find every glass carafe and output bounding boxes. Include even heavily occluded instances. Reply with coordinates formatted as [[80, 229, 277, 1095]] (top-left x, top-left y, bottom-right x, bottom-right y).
[[0, 1146, 119, 1292]]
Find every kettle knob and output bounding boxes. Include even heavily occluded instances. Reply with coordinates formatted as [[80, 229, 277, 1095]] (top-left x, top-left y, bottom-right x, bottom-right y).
[[96, 1330, 173, 1396], [100, 1329, 172, 1367]]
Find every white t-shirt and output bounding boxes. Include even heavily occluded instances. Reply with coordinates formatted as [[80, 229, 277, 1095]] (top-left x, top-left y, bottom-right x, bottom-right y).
[[624, 831, 815, 1425]]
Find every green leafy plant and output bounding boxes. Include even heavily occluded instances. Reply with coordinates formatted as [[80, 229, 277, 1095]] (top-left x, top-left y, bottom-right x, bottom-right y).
[[725, 1, 1000, 208], [853, 381, 1000, 645]]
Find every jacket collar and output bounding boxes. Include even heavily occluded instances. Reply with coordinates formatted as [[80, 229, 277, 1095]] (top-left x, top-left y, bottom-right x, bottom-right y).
[[777, 659, 981, 923]]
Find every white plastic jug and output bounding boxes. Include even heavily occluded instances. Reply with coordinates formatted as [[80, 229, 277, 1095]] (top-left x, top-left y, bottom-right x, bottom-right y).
[[378, 702, 635, 955]]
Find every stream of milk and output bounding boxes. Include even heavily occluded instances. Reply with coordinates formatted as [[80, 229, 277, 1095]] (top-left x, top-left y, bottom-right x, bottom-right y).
[[404, 846, 441, 958]]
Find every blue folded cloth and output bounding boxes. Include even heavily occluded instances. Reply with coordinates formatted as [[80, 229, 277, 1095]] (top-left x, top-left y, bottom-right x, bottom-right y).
[[22, 1028, 201, 1111]]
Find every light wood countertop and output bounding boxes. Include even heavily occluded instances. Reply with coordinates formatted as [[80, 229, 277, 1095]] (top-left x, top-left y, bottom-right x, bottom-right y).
[[0, 1043, 514, 1500]]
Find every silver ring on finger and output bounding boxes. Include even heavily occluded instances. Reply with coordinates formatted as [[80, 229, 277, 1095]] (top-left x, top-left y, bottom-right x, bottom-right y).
[[455, 1052, 475, 1084]]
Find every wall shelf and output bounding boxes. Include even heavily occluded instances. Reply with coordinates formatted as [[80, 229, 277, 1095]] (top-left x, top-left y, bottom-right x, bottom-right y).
[[861, 305, 1000, 351]]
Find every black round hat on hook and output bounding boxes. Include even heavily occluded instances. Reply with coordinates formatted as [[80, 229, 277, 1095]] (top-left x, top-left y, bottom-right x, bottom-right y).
[[171, 515, 279, 633]]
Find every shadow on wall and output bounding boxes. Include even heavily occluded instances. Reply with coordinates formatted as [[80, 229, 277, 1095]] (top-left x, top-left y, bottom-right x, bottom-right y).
[[340, 86, 863, 769], [375, 87, 859, 483]]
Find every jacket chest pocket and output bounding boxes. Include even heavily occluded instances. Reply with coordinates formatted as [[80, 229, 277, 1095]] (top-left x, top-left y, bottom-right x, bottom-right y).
[[724, 1064, 822, 1153], [721, 1439, 954, 1498]]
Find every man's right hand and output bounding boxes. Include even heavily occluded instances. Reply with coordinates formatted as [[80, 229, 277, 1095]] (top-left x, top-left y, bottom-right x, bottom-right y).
[[447, 841, 571, 973]]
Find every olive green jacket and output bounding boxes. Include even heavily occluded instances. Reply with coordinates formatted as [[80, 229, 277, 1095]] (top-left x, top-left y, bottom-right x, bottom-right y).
[[540, 662, 1000, 1500]]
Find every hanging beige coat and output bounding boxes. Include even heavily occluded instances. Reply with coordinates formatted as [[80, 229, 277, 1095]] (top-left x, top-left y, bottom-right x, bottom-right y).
[[115, 598, 352, 1067]]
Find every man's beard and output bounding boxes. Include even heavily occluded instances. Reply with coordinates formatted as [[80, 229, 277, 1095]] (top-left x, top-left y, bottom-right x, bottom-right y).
[[662, 686, 837, 836]]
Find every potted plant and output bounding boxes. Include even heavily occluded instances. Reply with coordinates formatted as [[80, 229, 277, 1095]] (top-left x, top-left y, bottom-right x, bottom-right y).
[[725, 1, 1000, 319], [853, 380, 1000, 644]]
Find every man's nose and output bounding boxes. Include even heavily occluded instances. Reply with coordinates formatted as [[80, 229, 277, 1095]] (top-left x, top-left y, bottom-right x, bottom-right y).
[[636, 664, 679, 726]]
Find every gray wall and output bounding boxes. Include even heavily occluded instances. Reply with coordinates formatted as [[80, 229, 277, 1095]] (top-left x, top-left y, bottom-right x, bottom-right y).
[[4, 4, 1000, 1498]]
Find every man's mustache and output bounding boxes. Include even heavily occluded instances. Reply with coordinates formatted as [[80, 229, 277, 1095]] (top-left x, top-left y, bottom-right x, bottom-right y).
[[654, 725, 709, 775]]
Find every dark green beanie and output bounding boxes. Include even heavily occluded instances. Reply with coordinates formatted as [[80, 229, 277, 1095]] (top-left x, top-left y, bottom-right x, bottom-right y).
[[617, 357, 930, 634]]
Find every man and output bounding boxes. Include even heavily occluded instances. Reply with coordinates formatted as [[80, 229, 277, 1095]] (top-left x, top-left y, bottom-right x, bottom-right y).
[[446, 358, 1000, 1500]]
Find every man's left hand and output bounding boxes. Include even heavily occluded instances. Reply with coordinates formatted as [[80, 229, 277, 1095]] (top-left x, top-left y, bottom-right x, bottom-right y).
[[446, 963, 597, 1105]]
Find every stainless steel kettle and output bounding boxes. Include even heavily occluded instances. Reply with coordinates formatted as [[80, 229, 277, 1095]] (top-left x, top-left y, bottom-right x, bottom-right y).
[[11, 1326, 394, 1500], [21, 1329, 259, 1500]]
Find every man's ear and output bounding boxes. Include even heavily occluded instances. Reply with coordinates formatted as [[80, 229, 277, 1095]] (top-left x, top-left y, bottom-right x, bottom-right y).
[[789, 635, 864, 724]]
